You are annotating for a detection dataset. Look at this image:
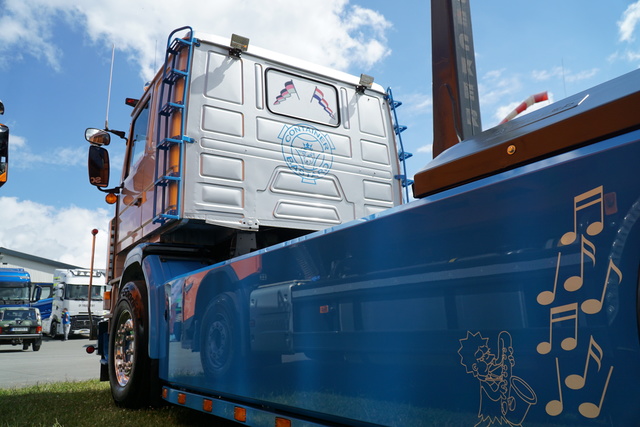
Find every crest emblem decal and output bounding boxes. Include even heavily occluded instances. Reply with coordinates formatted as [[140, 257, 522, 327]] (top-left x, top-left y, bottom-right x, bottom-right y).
[[278, 124, 335, 184]]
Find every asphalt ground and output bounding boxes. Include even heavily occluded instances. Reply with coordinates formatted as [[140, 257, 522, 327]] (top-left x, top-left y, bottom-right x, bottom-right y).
[[0, 335, 100, 388]]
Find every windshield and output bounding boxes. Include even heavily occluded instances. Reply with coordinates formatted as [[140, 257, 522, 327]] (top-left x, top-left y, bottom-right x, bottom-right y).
[[0, 308, 37, 321], [0, 282, 30, 301], [65, 284, 105, 300]]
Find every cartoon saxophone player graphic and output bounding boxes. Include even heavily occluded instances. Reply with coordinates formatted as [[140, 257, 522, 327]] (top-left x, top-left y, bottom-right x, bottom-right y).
[[459, 331, 538, 426]]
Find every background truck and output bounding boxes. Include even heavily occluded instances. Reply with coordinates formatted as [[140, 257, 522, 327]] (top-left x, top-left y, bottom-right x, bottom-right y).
[[86, 2, 640, 426], [43, 269, 107, 338], [0, 268, 39, 309]]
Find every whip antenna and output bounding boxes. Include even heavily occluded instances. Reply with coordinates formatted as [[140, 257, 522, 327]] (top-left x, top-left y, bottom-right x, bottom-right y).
[[105, 44, 115, 130]]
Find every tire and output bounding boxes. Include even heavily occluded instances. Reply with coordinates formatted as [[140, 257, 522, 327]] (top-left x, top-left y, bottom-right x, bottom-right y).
[[200, 293, 242, 380], [22, 342, 29, 351], [50, 320, 58, 338], [33, 339, 42, 351], [108, 281, 160, 408]]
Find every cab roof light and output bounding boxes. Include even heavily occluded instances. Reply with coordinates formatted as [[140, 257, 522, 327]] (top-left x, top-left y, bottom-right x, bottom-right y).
[[125, 98, 139, 108], [356, 74, 374, 93], [229, 34, 249, 58]]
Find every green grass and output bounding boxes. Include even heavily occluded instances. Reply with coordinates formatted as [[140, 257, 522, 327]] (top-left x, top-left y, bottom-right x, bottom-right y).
[[0, 380, 225, 427]]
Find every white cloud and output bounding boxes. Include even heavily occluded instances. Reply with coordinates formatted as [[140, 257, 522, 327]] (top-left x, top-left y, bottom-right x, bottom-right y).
[[399, 92, 432, 118], [416, 144, 433, 155], [9, 133, 85, 168], [618, 1, 640, 42], [532, 66, 598, 83], [0, 196, 110, 269], [479, 68, 523, 107], [0, 0, 69, 71], [0, 0, 392, 81]]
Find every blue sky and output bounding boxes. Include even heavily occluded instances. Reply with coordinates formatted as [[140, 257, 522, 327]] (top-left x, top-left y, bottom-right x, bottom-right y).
[[1, 0, 639, 268]]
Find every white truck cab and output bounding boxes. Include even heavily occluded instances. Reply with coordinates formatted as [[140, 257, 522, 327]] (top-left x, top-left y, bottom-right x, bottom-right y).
[[43, 269, 108, 338]]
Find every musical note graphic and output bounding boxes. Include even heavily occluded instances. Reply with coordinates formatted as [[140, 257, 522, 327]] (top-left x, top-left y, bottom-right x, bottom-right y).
[[545, 358, 564, 416], [561, 186, 604, 246], [536, 303, 579, 355], [564, 235, 596, 292], [566, 336, 603, 390], [537, 253, 562, 306], [581, 258, 623, 315], [578, 366, 614, 419]]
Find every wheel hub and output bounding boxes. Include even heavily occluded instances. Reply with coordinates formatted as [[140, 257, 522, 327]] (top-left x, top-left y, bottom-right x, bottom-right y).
[[114, 311, 135, 387]]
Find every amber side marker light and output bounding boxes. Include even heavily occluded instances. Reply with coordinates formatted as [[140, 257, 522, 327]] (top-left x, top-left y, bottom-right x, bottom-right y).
[[162, 388, 169, 399], [234, 407, 247, 422], [105, 193, 118, 204], [275, 417, 292, 427], [203, 399, 213, 412], [177, 393, 187, 405]]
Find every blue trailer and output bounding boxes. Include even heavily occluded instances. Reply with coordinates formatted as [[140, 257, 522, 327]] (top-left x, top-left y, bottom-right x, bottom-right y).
[[85, 2, 640, 426]]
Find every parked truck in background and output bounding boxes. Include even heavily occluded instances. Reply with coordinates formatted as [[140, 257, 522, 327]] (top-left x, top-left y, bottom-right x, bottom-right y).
[[85, 2, 640, 425], [0, 268, 39, 309], [31, 283, 53, 322], [43, 269, 108, 338]]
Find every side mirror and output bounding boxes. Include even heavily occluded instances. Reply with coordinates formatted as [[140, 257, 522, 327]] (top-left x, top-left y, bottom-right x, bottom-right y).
[[88, 145, 110, 188], [32, 286, 42, 302], [85, 128, 111, 146], [0, 100, 4, 115]]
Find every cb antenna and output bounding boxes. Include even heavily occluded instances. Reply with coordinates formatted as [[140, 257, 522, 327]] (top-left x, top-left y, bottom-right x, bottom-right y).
[[105, 44, 115, 130]]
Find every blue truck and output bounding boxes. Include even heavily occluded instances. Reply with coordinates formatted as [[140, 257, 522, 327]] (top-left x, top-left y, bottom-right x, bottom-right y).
[[0, 268, 34, 308], [0, 267, 51, 319], [85, 2, 640, 426]]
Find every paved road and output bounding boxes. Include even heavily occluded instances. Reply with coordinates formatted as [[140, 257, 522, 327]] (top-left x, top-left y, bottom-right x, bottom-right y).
[[0, 336, 100, 388]]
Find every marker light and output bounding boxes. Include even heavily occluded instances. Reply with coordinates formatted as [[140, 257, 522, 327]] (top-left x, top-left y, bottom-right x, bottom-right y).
[[203, 399, 213, 413], [105, 193, 118, 204], [234, 407, 247, 422], [125, 98, 139, 107], [275, 417, 292, 427]]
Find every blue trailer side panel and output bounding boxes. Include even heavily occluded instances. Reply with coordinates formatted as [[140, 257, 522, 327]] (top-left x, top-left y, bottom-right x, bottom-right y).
[[154, 128, 640, 426]]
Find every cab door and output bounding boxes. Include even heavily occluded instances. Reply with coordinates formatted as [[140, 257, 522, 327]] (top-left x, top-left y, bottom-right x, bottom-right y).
[[116, 98, 154, 251]]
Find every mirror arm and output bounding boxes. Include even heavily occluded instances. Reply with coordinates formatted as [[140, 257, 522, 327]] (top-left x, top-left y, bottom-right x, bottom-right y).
[[96, 183, 122, 194], [106, 128, 126, 140]]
